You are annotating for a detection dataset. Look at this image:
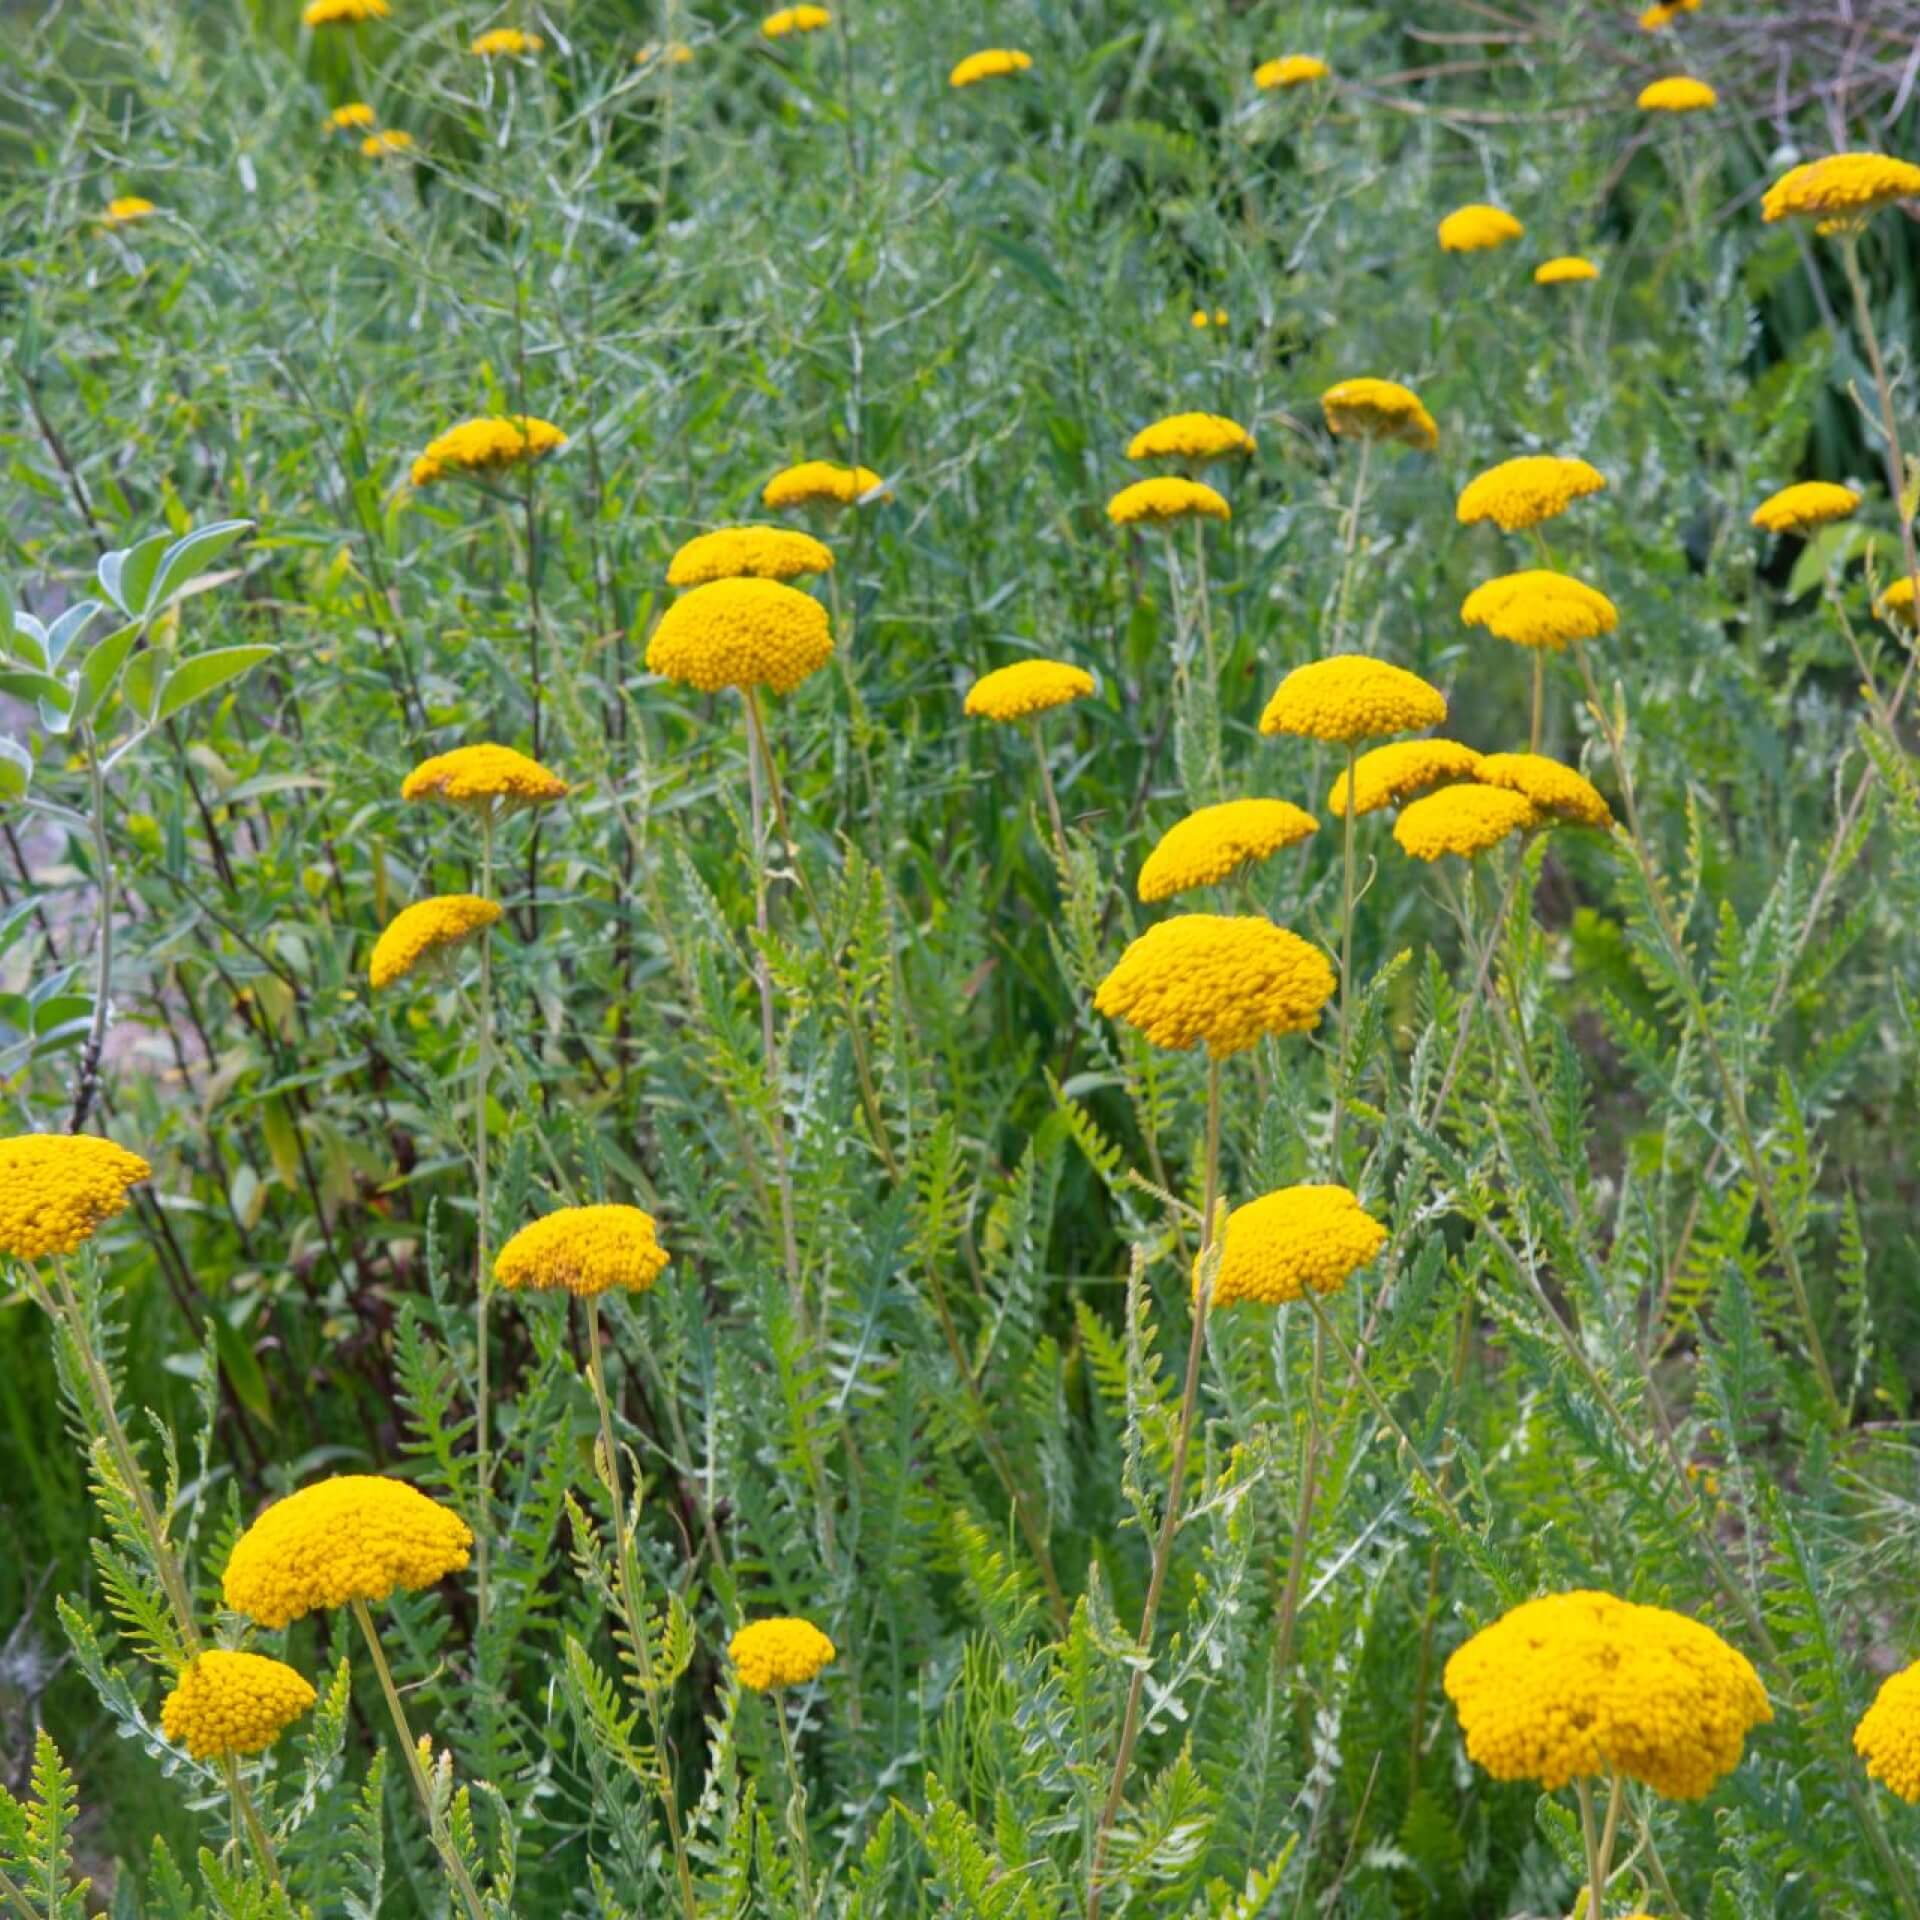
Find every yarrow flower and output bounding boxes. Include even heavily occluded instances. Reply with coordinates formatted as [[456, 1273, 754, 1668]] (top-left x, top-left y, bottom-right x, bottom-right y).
[[1393, 785, 1538, 860], [1638, 75, 1716, 112], [1137, 799, 1318, 902], [1328, 739, 1483, 817], [763, 5, 830, 34], [730, 1617, 837, 1690], [303, 0, 388, 22], [325, 102, 377, 132], [0, 1134, 152, 1260], [762, 460, 887, 510], [1094, 915, 1336, 1058], [1259, 656, 1447, 745], [667, 526, 834, 587], [1438, 204, 1524, 253], [471, 27, 544, 56], [494, 1204, 670, 1297], [1474, 751, 1612, 829], [1320, 378, 1438, 453], [1107, 477, 1231, 526], [1254, 55, 1329, 90], [963, 659, 1096, 723], [1189, 308, 1229, 329], [1444, 1590, 1771, 1799], [223, 1475, 474, 1628], [646, 577, 834, 694], [1762, 152, 1920, 229], [369, 895, 502, 990], [410, 415, 565, 488], [1461, 570, 1618, 650], [1638, 0, 1699, 25], [949, 48, 1032, 89], [361, 129, 415, 156], [1877, 577, 1917, 628], [1457, 455, 1607, 532], [1126, 412, 1256, 464], [160, 1652, 317, 1761], [1202, 1184, 1386, 1307], [1534, 255, 1599, 285], [102, 196, 157, 228], [1750, 481, 1860, 535], [1856, 1662, 1920, 1801], [402, 744, 567, 811]]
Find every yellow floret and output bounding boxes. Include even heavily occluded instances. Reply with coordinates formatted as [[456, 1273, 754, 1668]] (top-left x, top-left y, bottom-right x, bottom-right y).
[[763, 5, 830, 34], [1328, 739, 1483, 818], [1857, 1662, 1920, 1802], [1107, 477, 1232, 526], [1125, 412, 1256, 464], [1879, 577, 1918, 628], [1638, 75, 1716, 112], [401, 743, 568, 810], [1457, 455, 1607, 532], [1320, 378, 1438, 452], [1461, 570, 1618, 650], [1201, 1184, 1386, 1307], [303, 0, 388, 22], [1534, 256, 1600, 285], [1474, 752, 1612, 829], [1259, 656, 1447, 745], [1438, 204, 1524, 253], [1254, 55, 1329, 90], [1638, 0, 1699, 26], [102, 196, 157, 227], [964, 659, 1096, 722], [471, 27, 544, 56], [1750, 481, 1860, 535], [1762, 152, 1920, 228], [361, 129, 415, 156], [410, 415, 565, 488], [1137, 799, 1318, 902], [1393, 786, 1538, 860], [368, 895, 502, 990], [494, 1204, 670, 1297], [161, 1651, 317, 1760], [762, 460, 888, 509], [730, 1616, 837, 1689], [667, 526, 834, 587], [0, 1134, 152, 1260], [949, 48, 1033, 88], [645, 576, 835, 694], [325, 102, 377, 132]]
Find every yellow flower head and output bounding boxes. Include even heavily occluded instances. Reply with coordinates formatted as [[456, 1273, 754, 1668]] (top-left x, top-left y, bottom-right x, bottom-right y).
[[1856, 1662, 1920, 1802], [223, 1475, 474, 1628], [1107, 477, 1231, 526], [1259, 655, 1447, 745], [667, 526, 834, 587], [1126, 412, 1256, 464], [1750, 481, 1860, 535], [764, 5, 830, 34], [1457, 455, 1607, 532], [646, 577, 834, 695], [1474, 752, 1612, 829], [1189, 307, 1229, 329], [964, 659, 1096, 723], [636, 39, 694, 65], [102, 196, 157, 228], [1094, 914, 1336, 1059], [304, 0, 388, 22], [410, 415, 565, 488], [369, 895, 502, 990], [161, 1652, 317, 1761], [762, 460, 888, 510], [361, 129, 415, 156], [1638, 0, 1700, 26], [1137, 799, 1318, 902], [0, 1135, 152, 1260], [325, 102, 377, 132], [1438, 204, 1524, 253], [1534, 255, 1599, 285], [1461, 570, 1618, 650], [1254, 55, 1329, 90], [1762, 152, 1920, 230], [1328, 739, 1483, 818], [1393, 785, 1537, 860], [949, 48, 1033, 89], [730, 1616, 836, 1690], [1879, 577, 1918, 628], [1320, 379, 1438, 453], [1201, 1184, 1386, 1307], [1444, 1590, 1771, 1799], [471, 27, 544, 56], [402, 744, 567, 811], [494, 1204, 670, 1297], [1638, 75, 1716, 112]]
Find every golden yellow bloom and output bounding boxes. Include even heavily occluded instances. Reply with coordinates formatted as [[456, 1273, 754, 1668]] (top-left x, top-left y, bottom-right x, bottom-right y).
[[1534, 255, 1599, 285], [495, 1204, 670, 1297], [1474, 752, 1612, 829], [1188, 307, 1229, 329], [1638, 0, 1699, 26], [1137, 799, 1317, 902], [1094, 915, 1336, 1059], [1638, 75, 1716, 112], [1444, 1590, 1771, 1799], [1461, 570, 1618, 650], [667, 526, 834, 587], [471, 27, 544, 56], [325, 102, 377, 132], [1878, 577, 1918, 628], [304, 0, 388, 22], [361, 129, 415, 156], [1393, 786, 1538, 861], [410, 415, 565, 488], [368, 895, 502, 990], [1126, 412, 1256, 464], [1457, 455, 1607, 532], [1856, 1663, 1920, 1801], [1202, 1184, 1385, 1307], [1438, 204, 1524, 253], [1320, 378, 1437, 453], [1762, 152, 1920, 229], [764, 5, 830, 34], [1259, 655, 1447, 745], [949, 48, 1033, 88], [1750, 481, 1860, 535], [161, 1652, 317, 1761], [1254, 55, 1329, 90], [0, 1135, 152, 1261], [102, 196, 157, 227], [223, 1476, 473, 1628], [646, 576, 834, 695], [402, 743, 567, 811], [730, 1617, 837, 1690], [636, 40, 694, 65], [964, 659, 1096, 723], [1107, 477, 1231, 526], [1327, 739, 1482, 818], [762, 460, 887, 510]]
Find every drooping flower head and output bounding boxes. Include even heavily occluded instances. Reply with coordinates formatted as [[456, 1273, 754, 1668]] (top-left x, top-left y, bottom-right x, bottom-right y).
[[1320, 379, 1438, 453], [1878, 577, 1918, 629], [1457, 456, 1607, 532], [1438, 204, 1524, 253], [949, 48, 1033, 88], [223, 1475, 474, 1628], [1534, 255, 1600, 285], [1201, 1184, 1385, 1307], [369, 896, 502, 990], [646, 576, 834, 694], [1259, 656, 1447, 744], [1094, 915, 1336, 1058], [730, 1617, 837, 1690], [0, 1134, 152, 1260], [1750, 481, 1860, 536], [667, 526, 834, 587], [1328, 739, 1483, 818], [495, 1204, 670, 1297], [964, 660, 1096, 722], [1762, 153, 1920, 230], [1107, 477, 1231, 526], [361, 129, 415, 157], [1856, 1662, 1920, 1801], [102, 196, 157, 228], [1126, 412, 1256, 464], [763, 5, 830, 34], [762, 460, 888, 510], [1393, 785, 1538, 860], [1254, 54, 1329, 90], [1461, 570, 1618, 650], [410, 415, 565, 488], [1444, 1590, 1771, 1798], [325, 102, 377, 132], [1638, 75, 1716, 112], [1638, 0, 1700, 26], [1137, 799, 1318, 902], [1473, 752, 1612, 828], [303, 0, 389, 22], [471, 27, 544, 56], [402, 744, 567, 811], [161, 1652, 317, 1761]]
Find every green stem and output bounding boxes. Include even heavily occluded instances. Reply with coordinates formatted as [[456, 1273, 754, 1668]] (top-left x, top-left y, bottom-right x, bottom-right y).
[[1331, 434, 1373, 649], [475, 811, 495, 1629], [1029, 715, 1070, 865], [1330, 744, 1358, 1169], [1530, 649, 1544, 754], [775, 1698, 819, 1919]]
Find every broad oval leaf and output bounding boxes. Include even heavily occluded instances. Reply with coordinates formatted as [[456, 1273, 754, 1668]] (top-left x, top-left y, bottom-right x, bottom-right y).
[[98, 529, 173, 617], [156, 644, 275, 722], [0, 735, 31, 802], [0, 667, 73, 713], [45, 600, 102, 668], [144, 519, 254, 618], [9, 613, 48, 671], [70, 620, 143, 726]]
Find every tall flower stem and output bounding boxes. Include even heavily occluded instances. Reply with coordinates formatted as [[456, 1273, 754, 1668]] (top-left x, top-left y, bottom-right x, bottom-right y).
[[1428, 845, 1531, 1121], [1329, 744, 1359, 1169], [774, 1699, 819, 1919], [1575, 1769, 1625, 1920], [1192, 516, 1223, 796], [1530, 651, 1545, 754], [473, 811, 496, 1629], [1331, 434, 1374, 649], [1271, 1306, 1325, 1678], [1086, 1059, 1222, 1920], [1028, 716, 1070, 865], [520, 469, 545, 941], [68, 728, 113, 1133]]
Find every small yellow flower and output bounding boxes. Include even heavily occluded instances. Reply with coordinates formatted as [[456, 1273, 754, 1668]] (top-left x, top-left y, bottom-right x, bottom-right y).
[[636, 40, 694, 65], [1457, 455, 1607, 532], [1202, 1184, 1385, 1307], [1534, 255, 1599, 285], [667, 526, 834, 587], [1320, 378, 1437, 453], [161, 1652, 317, 1761], [1328, 739, 1483, 817], [647, 576, 834, 694], [368, 895, 502, 990], [1259, 656, 1447, 745], [495, 1204, 670, 1297], [949, 48, 1033, 89], [471, 26, 545, 56], [1473, 752, 1612, 829], [410, 415, 565, 488], [1877, 577, 1917, 628], [1392, 786, 1537, 861], [402, 744, 568, 811], [1189, 308, 1228, 329], [730, 1617, 837, 1690], [964, 660, 1096, 723], [324, 102, 377, 132], [360, 129, 415, 157], [303, 0, 389, 22], [1438, 204, 1524, 253], [1762, 152, 1920, 229], [1137, 799, 1317, 902], [1107, 477, 1231, 526], [102, 196, 157, 228], [1461, 570, 1618, 650], [0, 1134, 152, 1260], [763, 5, 830, 35], [1857, 1662, 1920, 1801], [1126, 411, 1256, 464], [1254, 54, 1329, 90], [1638, 75, 1716, 112], [762, 460, 888, 510], [1638, 0, 1699, 26], [1750, 481, 1860, 535]]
